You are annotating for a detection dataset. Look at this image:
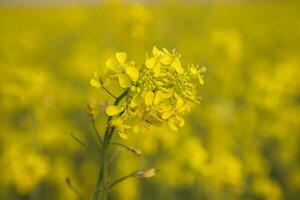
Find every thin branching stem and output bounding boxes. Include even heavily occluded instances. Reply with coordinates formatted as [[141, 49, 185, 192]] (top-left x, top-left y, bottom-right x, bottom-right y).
[[99, 77, 117, 99], [66, 178, 84, 200], [70, 132, 86, 146], [70, 132, 102, 153], [110, 142, 131, 151], [110, 142, 141, 155], [99, 170, 139, 192], [91, 118, 103, 145], [102, 86, 117, 99]]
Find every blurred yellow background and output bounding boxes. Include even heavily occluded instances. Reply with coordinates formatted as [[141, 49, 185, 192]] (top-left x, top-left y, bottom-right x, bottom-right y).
[[0, 0, 299, 199]]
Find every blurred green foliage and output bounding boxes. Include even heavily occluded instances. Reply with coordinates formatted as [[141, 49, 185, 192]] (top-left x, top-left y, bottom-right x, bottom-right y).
[[0, 1, 299, 200]]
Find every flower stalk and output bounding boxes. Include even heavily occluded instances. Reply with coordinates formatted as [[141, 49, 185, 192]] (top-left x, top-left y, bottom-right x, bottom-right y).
[[86, 47, 205, 200], [92, 90, 129, 200]]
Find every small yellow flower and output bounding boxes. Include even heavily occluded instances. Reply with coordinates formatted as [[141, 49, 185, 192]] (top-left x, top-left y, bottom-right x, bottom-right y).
[[104, 52, 140, 89], [106, 52, 127, 71], [161, 48, 184, 74], [161, 97, 191, 131], [90, 70, 111, 89]]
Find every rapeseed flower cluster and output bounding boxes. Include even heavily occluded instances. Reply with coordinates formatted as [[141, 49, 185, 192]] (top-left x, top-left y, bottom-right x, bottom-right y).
[[91, 47, 205, 139]]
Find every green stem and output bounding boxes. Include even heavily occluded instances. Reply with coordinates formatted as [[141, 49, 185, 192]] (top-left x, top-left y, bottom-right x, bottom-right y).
[[91, 118, 103, 145], [92, 89, 129, 200], [99, 133, 109, 200], [92, 128, 110, 200]]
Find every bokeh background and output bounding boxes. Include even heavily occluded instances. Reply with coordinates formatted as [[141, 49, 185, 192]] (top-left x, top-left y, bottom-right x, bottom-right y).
[[0, 0, 299, 199]]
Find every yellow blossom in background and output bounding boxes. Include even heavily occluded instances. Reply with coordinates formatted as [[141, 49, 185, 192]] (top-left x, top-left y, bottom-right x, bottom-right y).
[[0, 1, 299, 200]]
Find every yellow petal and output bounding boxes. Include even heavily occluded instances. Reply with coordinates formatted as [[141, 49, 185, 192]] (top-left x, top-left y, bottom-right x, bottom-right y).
[[111, 117, 124, 126], [178, 103, 190, 113], [145, 57, 156, 69], [153, 91, 164, 105], [162, 111, 173, 119], [130, 86, 136, 91], [90, 78, 100, 88], [103, 78, 111, 87], [118, 74, 131, 88], [106, 57, 117, 71], [190, 66, 198, 75], [152, 46, 161, 56], [125, 66, 139, 81], [144, 91, 154, 106], [118, 129, 128, 139], [176, 97, 184, 109], [105, 105, 124, 116], [161, 54, 172, 65], [152, 62, 161, 75], [116, 52, 127, 64], [94, 69, 101, 78], [177, 117, 185, 127], [197, 74, 205, 85], [168, 117, 178, 131], [159, 92, 173, 99], [171, 58, 184, 74], [156, 91, 172, 104], [159, 104, 170, 112], [130, 94, 141, 108]]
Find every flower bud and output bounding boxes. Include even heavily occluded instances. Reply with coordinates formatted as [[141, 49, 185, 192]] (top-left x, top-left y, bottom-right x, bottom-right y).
[[136, 168, 156, 178], [129, 147, 142, 156], [86, 102, 98, 118]]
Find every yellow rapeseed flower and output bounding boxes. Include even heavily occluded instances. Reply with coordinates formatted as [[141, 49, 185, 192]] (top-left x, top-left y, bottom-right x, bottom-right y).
[[91, 47, 205, 138]]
